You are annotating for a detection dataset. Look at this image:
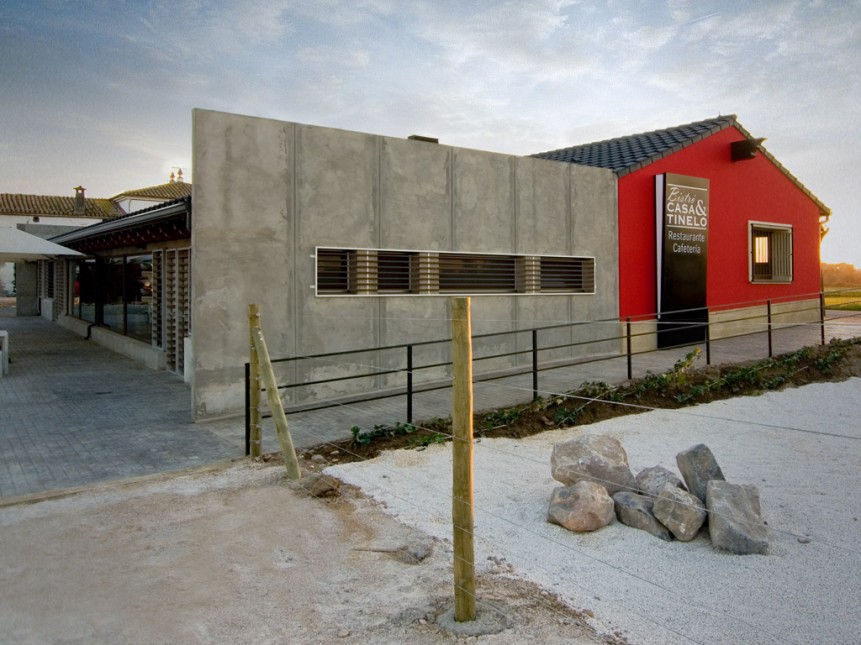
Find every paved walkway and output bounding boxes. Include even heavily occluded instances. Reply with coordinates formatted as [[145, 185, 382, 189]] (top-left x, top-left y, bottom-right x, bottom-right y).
[[1, 305, 859, 500]]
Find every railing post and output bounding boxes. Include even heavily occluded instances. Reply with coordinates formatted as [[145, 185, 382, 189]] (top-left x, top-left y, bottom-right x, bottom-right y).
[[406, 344, 414, 424], [244, 362, 251, 456], [248, 304, 262, 458], [767, 300, 773, 358], [705, 318, 711, 366], [626, 318, 633, 380], [820, 292, 826, 345], [531, 329, 539, 401]]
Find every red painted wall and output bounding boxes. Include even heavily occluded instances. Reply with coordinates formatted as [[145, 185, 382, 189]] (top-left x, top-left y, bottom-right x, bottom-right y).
[[618, 126, 823, 319]]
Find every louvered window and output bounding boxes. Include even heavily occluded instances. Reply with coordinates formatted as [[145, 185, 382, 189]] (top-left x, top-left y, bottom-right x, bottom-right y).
[[438, 253, 516, 293], [315, 247, 596, 296], [378, 251, 413, 293], [316, 248, 351, 293], [540, 256, 595, 293]]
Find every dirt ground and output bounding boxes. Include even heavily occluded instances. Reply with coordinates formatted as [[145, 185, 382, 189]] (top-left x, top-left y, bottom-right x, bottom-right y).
[[0, 461, 612, 644]]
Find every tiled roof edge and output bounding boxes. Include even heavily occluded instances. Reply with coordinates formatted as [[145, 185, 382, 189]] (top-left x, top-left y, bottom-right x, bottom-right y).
[[614, 116, 736, 177], [112, 182, 192, 200], [0, 194, 122, 219]]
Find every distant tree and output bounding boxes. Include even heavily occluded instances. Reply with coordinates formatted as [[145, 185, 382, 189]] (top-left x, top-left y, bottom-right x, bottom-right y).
[[821, 262, 861, 287]]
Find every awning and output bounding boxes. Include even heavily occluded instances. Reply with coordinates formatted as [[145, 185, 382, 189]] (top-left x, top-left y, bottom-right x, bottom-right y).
[[0, 227, 86, 262]]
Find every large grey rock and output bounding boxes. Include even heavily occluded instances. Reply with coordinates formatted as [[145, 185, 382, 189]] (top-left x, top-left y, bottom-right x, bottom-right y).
[[551, 435, 637, 496], [653, 483, 707, 541], [676, 443, 725, 503], [636, 465, 686, 498], [547, 481, 615, 533], [613, 491, 672, 541], [707, 481, 769, 555]]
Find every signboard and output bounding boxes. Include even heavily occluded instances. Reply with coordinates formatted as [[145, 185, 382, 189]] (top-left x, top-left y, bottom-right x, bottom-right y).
[[655, 173, 709, 348]]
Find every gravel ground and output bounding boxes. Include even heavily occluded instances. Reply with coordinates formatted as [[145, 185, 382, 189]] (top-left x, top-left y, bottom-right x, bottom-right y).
[[328, 377, 861, 644]]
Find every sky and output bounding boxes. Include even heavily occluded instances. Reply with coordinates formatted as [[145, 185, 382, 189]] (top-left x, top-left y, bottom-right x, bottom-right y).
[[1, 0, 859, 266]]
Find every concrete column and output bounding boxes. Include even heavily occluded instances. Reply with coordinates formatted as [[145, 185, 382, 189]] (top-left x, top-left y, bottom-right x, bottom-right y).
[[15, 262, 39, 316]]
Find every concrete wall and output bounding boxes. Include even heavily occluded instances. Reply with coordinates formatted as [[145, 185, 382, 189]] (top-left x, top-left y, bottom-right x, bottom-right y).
[[191, 109, 618, 420], [709, 298, 821, 339], [58, 315, 166, 370], [622, 298, 822, 355], [15, 263, 38, 315]]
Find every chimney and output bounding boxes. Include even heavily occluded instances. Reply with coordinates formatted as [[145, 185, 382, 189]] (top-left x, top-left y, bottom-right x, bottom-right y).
[[408, 135, 439, 144], [73, 186, 86, 215], [176, 168, 184, 183], [169, 171, 176, 183]]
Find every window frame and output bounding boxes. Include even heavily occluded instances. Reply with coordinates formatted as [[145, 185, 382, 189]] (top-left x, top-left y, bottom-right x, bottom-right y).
[[748, 222, 793, 284], [314, 246, 596, 297]]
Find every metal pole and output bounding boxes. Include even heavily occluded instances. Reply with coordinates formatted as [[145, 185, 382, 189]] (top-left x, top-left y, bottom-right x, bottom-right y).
[[248, 304, 262, 458], [531, 329, 539, 401], [626, 318, 633, 380], [407, 345, 414, 424], [767, 300, 773, 358], [819, 292, 826, 345], [706, 320, 711, 365], [244, 362, 251, 456]]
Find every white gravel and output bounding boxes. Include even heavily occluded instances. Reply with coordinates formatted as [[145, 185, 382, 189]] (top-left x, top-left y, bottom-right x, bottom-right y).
[[328, 377, 861, 644]]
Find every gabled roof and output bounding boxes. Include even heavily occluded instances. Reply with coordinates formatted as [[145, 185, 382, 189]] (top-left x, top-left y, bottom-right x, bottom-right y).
[[532, 115, 830, 217], [0, 193, 121, 219], [112, 181, 192, 201], [534, 115, 735, 176]]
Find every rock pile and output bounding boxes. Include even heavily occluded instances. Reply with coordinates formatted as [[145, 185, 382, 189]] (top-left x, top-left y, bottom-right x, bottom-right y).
[[547, 436, 769, 555]]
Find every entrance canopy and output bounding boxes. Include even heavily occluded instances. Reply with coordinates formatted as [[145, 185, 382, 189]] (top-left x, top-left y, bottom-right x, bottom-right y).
[[0, 227, 86, 262]]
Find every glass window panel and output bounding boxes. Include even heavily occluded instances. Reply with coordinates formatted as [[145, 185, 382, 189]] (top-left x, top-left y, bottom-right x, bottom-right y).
[[126, 255, 153, 341]]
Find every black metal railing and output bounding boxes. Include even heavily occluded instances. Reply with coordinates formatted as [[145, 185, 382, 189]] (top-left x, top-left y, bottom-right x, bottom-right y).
[[245, 290, 861, 454]]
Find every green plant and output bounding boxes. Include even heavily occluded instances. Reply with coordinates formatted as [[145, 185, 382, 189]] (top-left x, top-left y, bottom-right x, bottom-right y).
[[553, 407, 578, 426], [482, 407, 521, 431], [407, 431, 448, 448], [350, 425, 372, 445], [351, 421, 422, 447], [577, 381, 613, 399]]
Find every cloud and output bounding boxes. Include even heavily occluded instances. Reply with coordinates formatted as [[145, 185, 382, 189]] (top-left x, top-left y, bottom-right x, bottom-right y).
[[2, 0, 860, 265]]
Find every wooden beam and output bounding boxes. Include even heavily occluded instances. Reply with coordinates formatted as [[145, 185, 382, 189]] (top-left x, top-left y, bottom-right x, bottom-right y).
[[451, 296, 476, 622]]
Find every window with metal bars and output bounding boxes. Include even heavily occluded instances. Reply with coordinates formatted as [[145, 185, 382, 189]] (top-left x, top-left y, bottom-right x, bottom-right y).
[[539, 256, 595, 293], [316, 248, 351, 293], [438, 253, 516, 293], [377, 251, 414, 293], [749, 223, 792, 282], [315, 247, 596, 296]]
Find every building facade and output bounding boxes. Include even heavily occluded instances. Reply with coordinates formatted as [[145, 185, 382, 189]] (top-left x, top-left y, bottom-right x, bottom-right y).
[[190, 109, 618, 418], [534, 116, 830, 349], [37, 111, 830, 421]]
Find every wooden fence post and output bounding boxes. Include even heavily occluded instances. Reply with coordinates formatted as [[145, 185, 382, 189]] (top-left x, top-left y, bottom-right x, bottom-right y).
[[249, 304, 262, 458], [451, 297, 476, 622], [250, 311, 302, 480]]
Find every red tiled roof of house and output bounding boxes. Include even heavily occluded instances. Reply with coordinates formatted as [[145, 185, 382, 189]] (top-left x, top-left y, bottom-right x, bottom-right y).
[[532, 115, 830, 217], [113, 181, 192, 201], [0, 193, 122, 219]]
